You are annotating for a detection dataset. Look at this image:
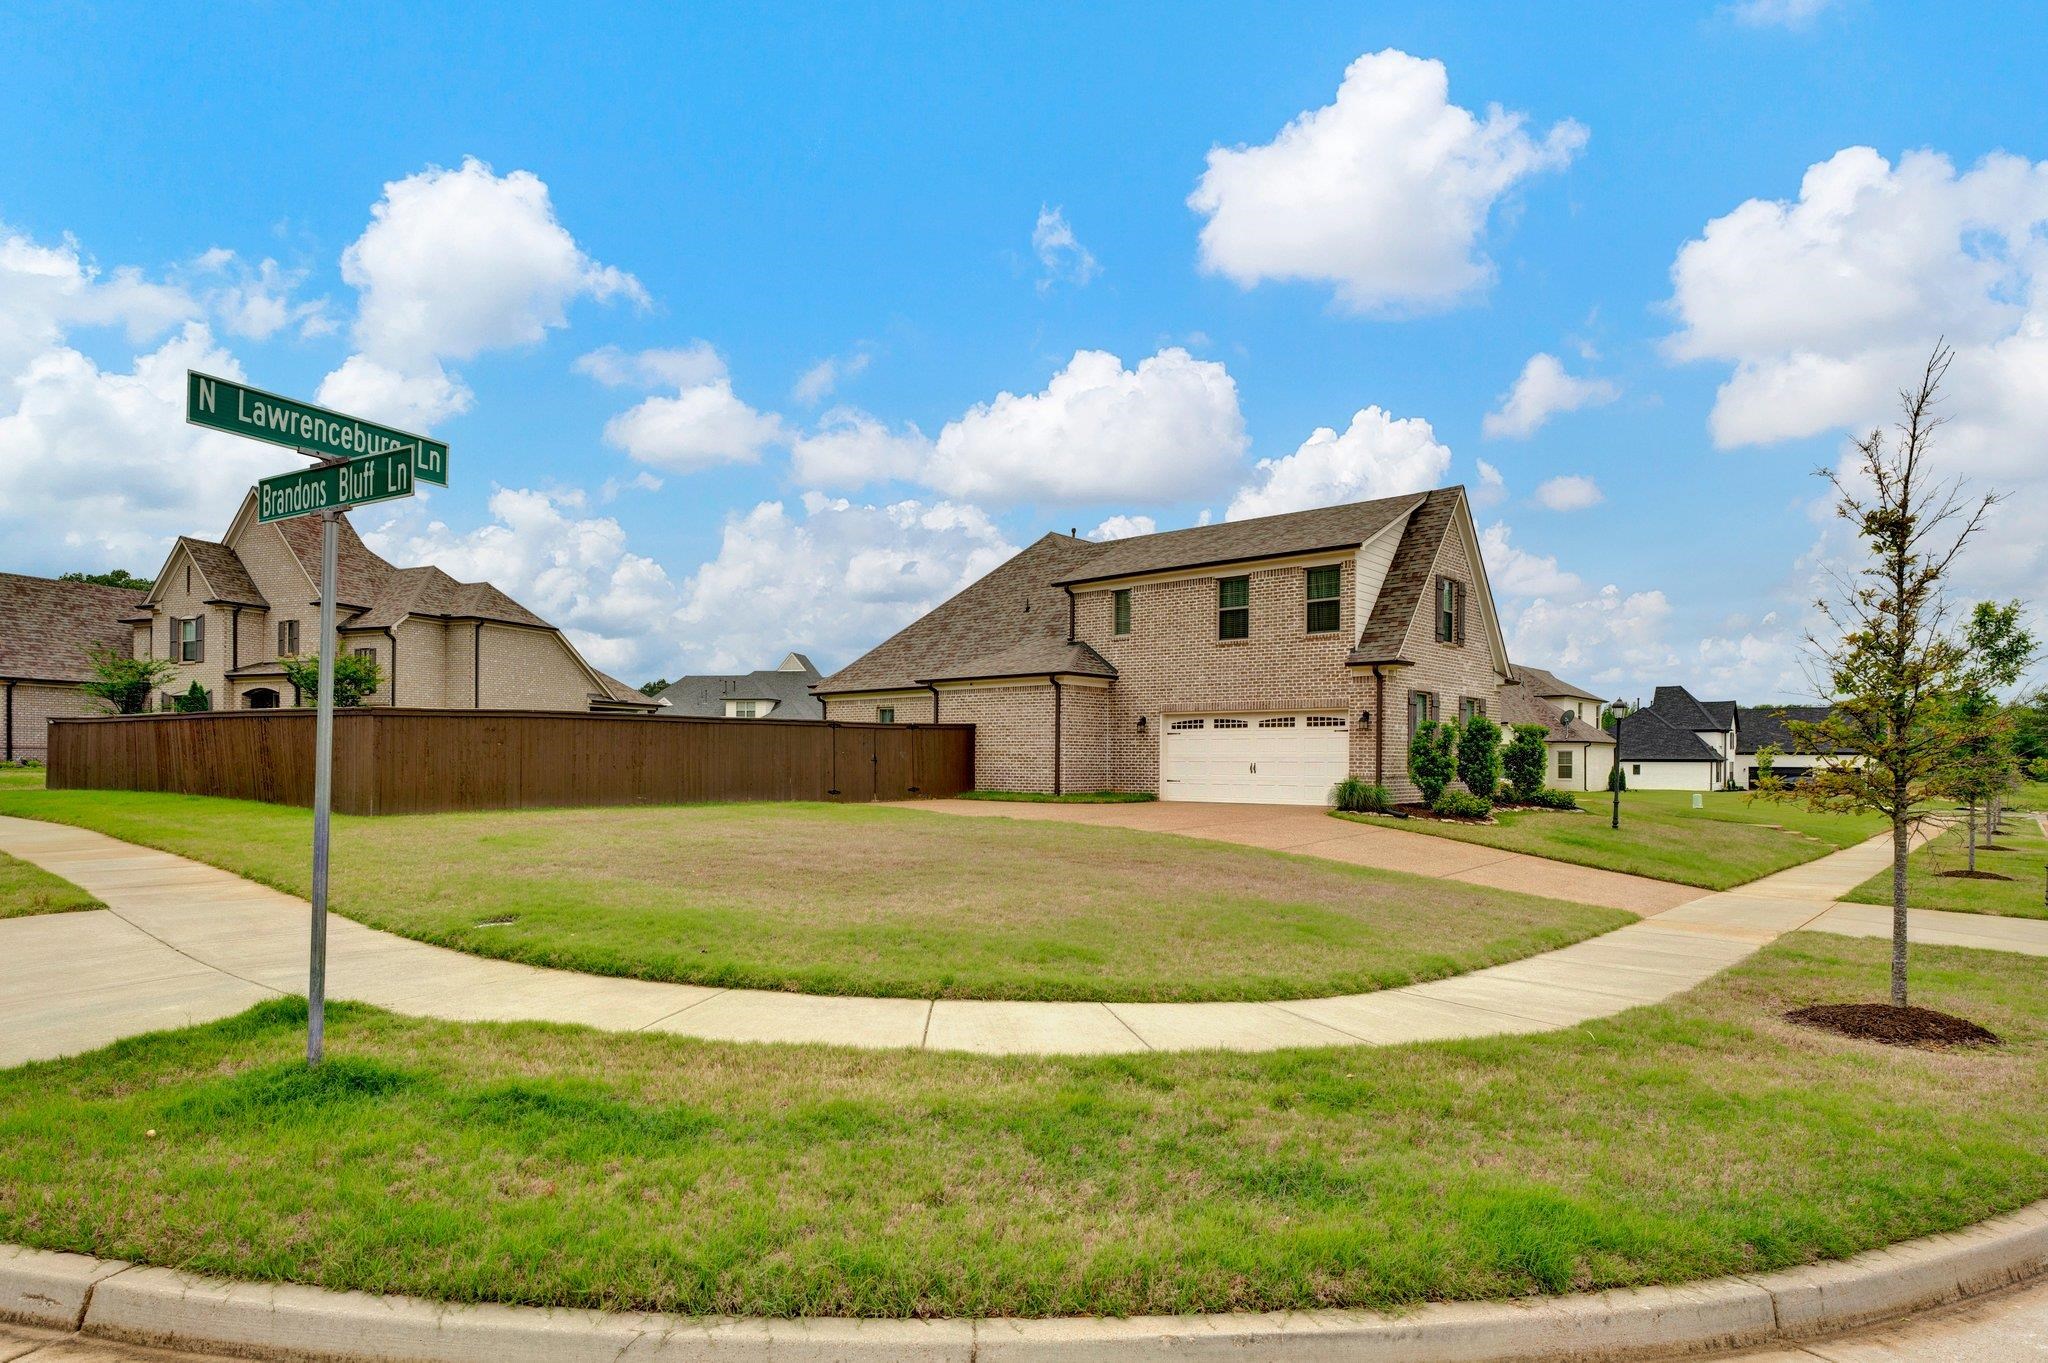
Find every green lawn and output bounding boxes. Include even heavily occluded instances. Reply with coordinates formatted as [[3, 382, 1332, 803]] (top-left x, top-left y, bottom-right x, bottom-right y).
[[1843, 810, 2048, 920], [0, 783, 1627, 1003], [0, 849, 102, 919], [0, 934, 2039, 1318], [1337, 790, 1885, 890]]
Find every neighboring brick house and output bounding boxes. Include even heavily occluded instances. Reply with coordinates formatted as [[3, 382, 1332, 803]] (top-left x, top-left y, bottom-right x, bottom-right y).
[[815, 485, 1555, 804], [15, 489, 658, 721], [0, 574, 148, 761], [655, 652, 823, 719]]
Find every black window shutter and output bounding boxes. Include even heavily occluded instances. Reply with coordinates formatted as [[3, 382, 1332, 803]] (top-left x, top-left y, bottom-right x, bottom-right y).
[[194, 614, 205, 663], [1454, 582, 1467, 645]]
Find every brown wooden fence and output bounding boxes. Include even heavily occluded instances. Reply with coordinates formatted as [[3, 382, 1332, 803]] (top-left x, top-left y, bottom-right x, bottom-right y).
[[46, 709, 974, 815]]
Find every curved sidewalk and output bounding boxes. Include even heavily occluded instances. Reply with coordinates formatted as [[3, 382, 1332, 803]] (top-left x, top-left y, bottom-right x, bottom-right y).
[[2, 813, 2042, 1066]]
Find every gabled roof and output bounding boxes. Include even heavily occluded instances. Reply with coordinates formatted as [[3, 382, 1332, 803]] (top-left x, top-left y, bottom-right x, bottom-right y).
[[175, 538, 267, 607], [1497, 677, 1615, 745], [1736, 704, 1839, 755], [1349, 488, 1460, 664], [1616, 708, 1722, 762], [776, 651, 817, 673], [272, 511, 397, 610], [588, 668, 664, 710], [344, 565, 551, 630], [815, 532, 1110, 694], [1699, 699, 1737, 731], [1051, 492, 1424, 586], [658, 656, 826, 719], [0, 573, 147, 683], [1509, 663, 1604, 704], [1647, 685, 1722, 734], [920, 638, 1115, 684]]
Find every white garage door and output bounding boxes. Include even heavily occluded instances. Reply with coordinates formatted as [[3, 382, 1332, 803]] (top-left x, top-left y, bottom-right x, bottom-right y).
[[1160, 712, 1350, 805]]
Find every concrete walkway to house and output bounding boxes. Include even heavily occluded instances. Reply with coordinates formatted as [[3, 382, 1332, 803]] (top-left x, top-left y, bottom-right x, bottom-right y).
[[3, 810, 2046, 1067]]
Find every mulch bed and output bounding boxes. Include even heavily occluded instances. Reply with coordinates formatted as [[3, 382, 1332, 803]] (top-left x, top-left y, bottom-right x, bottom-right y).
[[1786, 1003, 2001, 1049], [1936, 869, 2014, 881], [1388, 803, 1495, 825]]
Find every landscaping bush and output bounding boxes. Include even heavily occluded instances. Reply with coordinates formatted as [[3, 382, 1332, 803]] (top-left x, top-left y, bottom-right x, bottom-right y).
[[1409, 720, 1458, 805], [1331, 777, 1393, 813], [1608, 762, 1628, 793], [170, 681, 211, 713], [1457, 714, 1502, 798], [1503, 723, 1548, 800], [1431, 789, 1493, 820], [1526, 787, 1581, 811]]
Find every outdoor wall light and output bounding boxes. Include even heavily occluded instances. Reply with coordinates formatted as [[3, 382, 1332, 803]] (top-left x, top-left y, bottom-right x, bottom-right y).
[[1136, 715, 1148, 732], [1359, 708, 1372, 727]]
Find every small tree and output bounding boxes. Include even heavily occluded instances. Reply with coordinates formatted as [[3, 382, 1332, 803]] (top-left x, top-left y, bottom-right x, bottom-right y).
[[638, 677, 671, 697], [1456, 714, 1503, 799], [1503, 724, 1548, 800], [79, 647, 179, 715], [1953, 600, 2037, 844], [1753, 744, 1777, 787], [170, 681, 212, 713], [1768, 345, 1996, 1008], [280, 652, 384, 708], [1409, 719, 1458, 805]]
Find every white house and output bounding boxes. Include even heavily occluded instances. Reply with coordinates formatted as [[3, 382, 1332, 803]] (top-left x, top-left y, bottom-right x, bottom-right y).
[[1615, 685, 1736, 790]]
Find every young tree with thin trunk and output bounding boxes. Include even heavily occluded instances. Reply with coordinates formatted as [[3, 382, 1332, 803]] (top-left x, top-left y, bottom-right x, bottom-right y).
[[1953, 600, 2037, 847], [1773, 345, 1997, 1008]]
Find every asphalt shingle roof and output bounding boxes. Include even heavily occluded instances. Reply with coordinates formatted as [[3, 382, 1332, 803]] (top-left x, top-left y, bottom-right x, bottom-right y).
[[1508, 663, 1605, 704], [1051, 492, 1426, 586], [1497, 678, 1615, 745], [1349, 489, 1458, 664], [658, 659, 826, 719], [1648, 685, 1722, 734], [0, 574, 147, 683], [1616, 708, 1723, 762], [1735, 704, 1838, 755], [178, 538, 267, 607]]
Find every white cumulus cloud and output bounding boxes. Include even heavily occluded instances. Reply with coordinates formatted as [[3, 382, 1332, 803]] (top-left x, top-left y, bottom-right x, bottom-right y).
[[792, 349, 871, 405], [789, 407, 931, 489], [1188, 49, 1586, 314], [926, 347, 1247, 507], [1667, 144, 2048, 597], [1227, 405, 1451, 520], [1532, 474, 1605, 512], [1479, 522, 1583, 598], [1085, 514, 1156, 541], [1482, 352, 1619, 439], [578, 344, 785, 473]]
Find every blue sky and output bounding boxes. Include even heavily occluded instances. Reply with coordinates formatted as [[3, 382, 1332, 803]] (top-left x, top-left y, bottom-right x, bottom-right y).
[[4, 2, 2044, 698]]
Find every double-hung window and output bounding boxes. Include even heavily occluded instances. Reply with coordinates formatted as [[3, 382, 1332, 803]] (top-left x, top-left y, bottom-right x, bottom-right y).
[[1304, 565, 1341, 634], [1217, 576, 1250, 639], [174, 616, 203, 663], [1410, 690, 1435, 733], [1459, 696, 1485, 724], [1435, 577, 1465, 643], [734, 701, 758, 718], [1558, 749, 1575, 781], [1112, 588, 1132, 636], [277, 619, 300, 657]]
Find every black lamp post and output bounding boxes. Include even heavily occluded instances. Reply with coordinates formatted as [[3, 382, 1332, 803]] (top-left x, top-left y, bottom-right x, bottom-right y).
[[1610, 698, 1626, 830]]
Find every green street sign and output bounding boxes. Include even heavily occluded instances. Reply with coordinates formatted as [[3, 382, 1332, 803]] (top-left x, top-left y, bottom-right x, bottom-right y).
[[256, 447, 418, 524], [187, 371, 449, 486]]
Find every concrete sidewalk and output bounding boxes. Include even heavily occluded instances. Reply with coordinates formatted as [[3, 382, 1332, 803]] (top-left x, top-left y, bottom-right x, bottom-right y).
[[2, 812, 2043, 1066]]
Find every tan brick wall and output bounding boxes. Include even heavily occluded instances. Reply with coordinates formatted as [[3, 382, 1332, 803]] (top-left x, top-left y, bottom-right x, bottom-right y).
[[475, 623, 603, 710], [232, 518, 318, 678], [145, 546, 228, 710], [1378, 523, 1511, 802], [823, 693, 934, 725], [396, 618, 452, 708], [341, 632, 394, 706], [939, 683, 1056, 792], [1057, 681, 1113, 791], [1073, 556, 1373, 795], [5, 682, 100, 761]]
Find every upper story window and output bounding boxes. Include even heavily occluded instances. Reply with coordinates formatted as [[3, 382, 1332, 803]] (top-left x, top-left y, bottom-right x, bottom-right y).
[[1112, 588, 1132, 636], [173, 616, 203, 663], [1217, 576, 1250, 640], [1304, 565, 1341, 634], [1435, 576, 1466, 644], [877, 706, 896, 724], [734, 700, 758, 719], [278, 619, 300, 656]]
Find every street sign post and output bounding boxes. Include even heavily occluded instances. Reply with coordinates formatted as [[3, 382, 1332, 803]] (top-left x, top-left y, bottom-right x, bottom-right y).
[[187, 371, 449, 486], [187, 371, 444, 1066], [257, 446, 416, 523]]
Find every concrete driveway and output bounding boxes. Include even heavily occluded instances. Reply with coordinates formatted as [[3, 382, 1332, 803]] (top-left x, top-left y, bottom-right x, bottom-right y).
[[907, 798, 1703, 915]]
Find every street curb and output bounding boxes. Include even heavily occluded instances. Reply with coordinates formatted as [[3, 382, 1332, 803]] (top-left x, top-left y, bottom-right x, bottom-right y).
[[1, 1199, 2043, 1361]]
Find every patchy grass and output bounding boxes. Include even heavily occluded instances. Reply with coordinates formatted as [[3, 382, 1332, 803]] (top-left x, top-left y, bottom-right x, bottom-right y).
[[1336, 790, 1884, 890], [0, 785, 1626, 1003], [1843, 812, 2048, 920], [0, 935, 2041, 1318], [0, 850, 101, 919], [956, 789, 1157, 804], [0, 766, 44, 793]]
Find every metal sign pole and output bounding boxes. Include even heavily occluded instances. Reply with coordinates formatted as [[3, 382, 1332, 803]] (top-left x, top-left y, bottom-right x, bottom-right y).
[[308, 503, 339, 1065]]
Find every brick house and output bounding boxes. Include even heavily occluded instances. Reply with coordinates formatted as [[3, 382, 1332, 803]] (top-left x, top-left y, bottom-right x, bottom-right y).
[[0, 574, 148, 761], [4, 489, 658, 730], [815, 485, 1585, 804]]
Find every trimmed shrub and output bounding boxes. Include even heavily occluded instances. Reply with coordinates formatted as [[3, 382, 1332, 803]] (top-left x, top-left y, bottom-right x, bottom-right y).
[[1331, 777, 1393, 813], [1431, 789, 1493, 820], [1503, 723, 1549, 800], [1409, 720, 1458, 805], [1527, 787, 1581, 811], [1608, 762, 1628, 793], [1457, 714, 1503, 798], [170, 681, 211, 713]]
